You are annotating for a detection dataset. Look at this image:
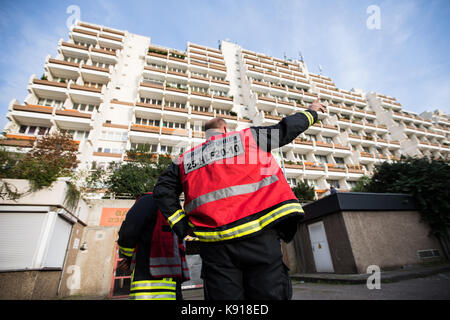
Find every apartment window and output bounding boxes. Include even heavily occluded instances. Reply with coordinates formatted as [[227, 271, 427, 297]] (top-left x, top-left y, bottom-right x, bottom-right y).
[[165, 101, 186, 109], [334, 157, 345, 164], [73, 103, 99, 112], [62, 129, 89, 140], [191, 86, 209, 94], [162, 121, 185, 129], [143, 78, 163, 85], [160, 145, 173, 154], [140, 97, 162, 105], [327, 180, 340, 188], [63, 55, 87, 64], [191, 71, 208, 78], [316, 155, 328, 164], [347, 181, 357, 189], [37, 98, 64, 108], [362, 147, 371, 153], [306, 179, 317, 187], [92, 61, 111, 69], [323, 136, 333, 144], [168, 67, 186, 74], [287, 178, 297, 186], [73, 41, 89, 47], [100, 130, 127, 141], [293, 153, 305, 161], [305, 134, 316, 142], [147, 63, 165, 70], [211, 75, 225, 81], [84, 82, 103, 89], [215, 108, 231, 116], [18, 125, 50, 136], [192, 105, 209, 113], [135, 118, 160, 127], [130, 143, 157, 153], [97, 147, 124, 154], [210, 89, 227, 97]]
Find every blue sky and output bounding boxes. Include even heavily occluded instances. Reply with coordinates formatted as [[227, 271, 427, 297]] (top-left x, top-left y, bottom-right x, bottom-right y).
[[0, 0, 449, 129]]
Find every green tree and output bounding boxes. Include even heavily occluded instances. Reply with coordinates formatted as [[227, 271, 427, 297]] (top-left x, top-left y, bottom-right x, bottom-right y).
[[350, 175, 371, 192], [291, 180, 316, 203], [107, 154, 173, 198], [1, 132, 79, 191], [361, 157, 450, 259]]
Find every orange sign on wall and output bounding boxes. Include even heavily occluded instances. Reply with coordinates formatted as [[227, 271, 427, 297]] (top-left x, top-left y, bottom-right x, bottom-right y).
[[100, 208, 130, 227]]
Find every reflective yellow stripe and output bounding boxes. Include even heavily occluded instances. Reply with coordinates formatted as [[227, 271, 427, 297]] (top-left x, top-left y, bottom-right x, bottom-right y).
[[194, 203, 303, 242], [119, 246, 134, 257], [167, 209, 185, 227], [301, 111, 314, 126], [129, 292, 176, 300]]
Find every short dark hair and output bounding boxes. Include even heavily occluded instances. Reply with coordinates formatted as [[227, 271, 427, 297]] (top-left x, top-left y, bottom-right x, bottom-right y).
[[205, 118, 227, 131]]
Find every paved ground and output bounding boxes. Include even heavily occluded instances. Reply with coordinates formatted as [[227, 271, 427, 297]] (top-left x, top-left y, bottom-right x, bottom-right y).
[[182, 272, 450, 300]]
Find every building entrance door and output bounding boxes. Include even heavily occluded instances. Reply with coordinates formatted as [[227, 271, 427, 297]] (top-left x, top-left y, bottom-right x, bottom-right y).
[[308, 221, 334, 273]]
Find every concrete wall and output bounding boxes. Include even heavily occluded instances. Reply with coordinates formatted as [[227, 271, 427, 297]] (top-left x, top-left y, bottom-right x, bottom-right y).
[[342, 210, 443, 273], [293, 210, 443, 275], [0, 271, 61, 300], [65, 199, 135, 298]]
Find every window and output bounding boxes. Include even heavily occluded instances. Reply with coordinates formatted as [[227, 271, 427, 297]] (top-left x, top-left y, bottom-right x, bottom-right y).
[[73, 103, 99, 112], [316, 155, 328, 164], [140, 97, 162, 105], [192, 105, 209, 113], [130, 143, 157, 153], [323, 136, 333, 144], [327, 180, 340, 188], [37, 98, 64, 108], [305, 134, 316, 142], [100, 130, 127, 141], [287, 178, 297, 186], [165, 101, 186, 109], [135, 118, 160, 127], [162, 121, 185, 129], [334, 157, 345, 164]]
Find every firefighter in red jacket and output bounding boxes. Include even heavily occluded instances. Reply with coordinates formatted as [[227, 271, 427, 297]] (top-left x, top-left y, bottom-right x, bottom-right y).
[[154, 100, 326, 300], [117, 193, 190, 300]]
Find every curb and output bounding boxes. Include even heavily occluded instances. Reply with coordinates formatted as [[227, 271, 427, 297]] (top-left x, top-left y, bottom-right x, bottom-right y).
[[290, 264, 450, 285]]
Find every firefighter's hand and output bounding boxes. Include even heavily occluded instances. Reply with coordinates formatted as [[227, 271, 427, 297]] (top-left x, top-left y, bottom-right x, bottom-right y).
[[309, 99, 326, 113], [118, 258, 131, 272]]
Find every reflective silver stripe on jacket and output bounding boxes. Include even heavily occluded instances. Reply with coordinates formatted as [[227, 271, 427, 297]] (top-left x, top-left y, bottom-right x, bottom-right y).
[[184, 174, 279, 214]]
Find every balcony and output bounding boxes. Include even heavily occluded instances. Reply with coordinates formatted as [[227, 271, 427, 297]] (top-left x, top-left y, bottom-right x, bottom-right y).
[[93, 151, 122, 159], [98, 34, 123, 49], [10, 104, 54, 127], [60, 42, 90, 58], [54, 108, 92, 130], [71, 28, 98, 45], [80, 64, 111, 83], [31, 79, 68, 100], [68, 83, 103, 104], [347, 164, 364, 174], [46, 58, 80, 79], [90, 47, 118, 64], [0, 134, 36, 148]]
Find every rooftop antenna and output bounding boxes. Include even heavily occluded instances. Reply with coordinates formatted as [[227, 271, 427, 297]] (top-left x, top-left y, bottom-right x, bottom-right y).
[[283, 52, 287, 60], [298, 51, 304, 62], [318, 64, 323, 75]]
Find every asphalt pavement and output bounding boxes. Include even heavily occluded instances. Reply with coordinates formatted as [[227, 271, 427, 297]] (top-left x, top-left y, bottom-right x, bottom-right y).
[[182, 271, 450, 300]]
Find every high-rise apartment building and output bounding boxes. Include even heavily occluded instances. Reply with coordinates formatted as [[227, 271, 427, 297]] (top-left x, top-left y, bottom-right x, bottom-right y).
[[2, 21, 449, 198]]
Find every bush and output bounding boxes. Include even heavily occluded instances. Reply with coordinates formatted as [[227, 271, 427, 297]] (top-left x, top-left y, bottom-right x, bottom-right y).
[[0, 132, 79, 191], [107, 155, 173, 198], [292, 180, 315, 203]]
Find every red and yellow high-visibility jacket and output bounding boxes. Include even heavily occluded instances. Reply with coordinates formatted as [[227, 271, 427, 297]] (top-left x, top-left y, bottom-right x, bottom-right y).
[[154, 110, 318, 243]]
